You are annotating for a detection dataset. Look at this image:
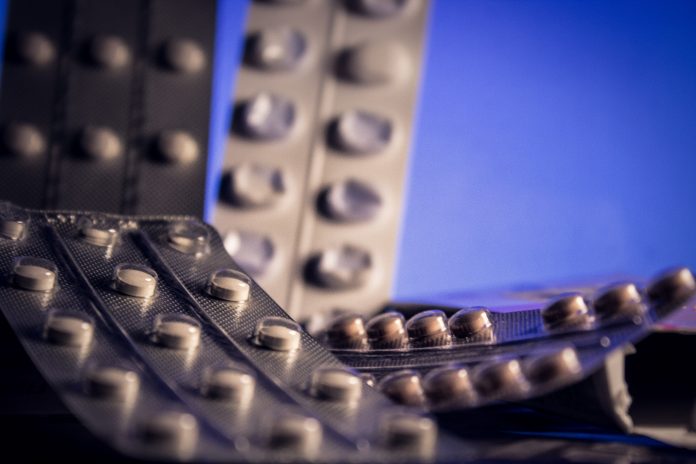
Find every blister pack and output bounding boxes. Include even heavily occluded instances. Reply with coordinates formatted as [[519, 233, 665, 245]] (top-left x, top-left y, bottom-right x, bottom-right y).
[[0, 201, 479, 462], [318, 268, 696, 415], [214, 0, 430, 320], [0, 0, 217, 216]]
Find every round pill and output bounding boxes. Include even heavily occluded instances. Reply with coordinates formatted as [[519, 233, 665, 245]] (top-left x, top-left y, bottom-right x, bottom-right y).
[[79, 217, 119, 247], [254, 317, 302, 351], [222, 230, 275, 278], [541, 293, 590, 330], [153, 314, 201, 350], [267, 413, 322, 455], [161, 38, 205, 73], [44, 310, 94, 347], [85, 365, 140, 402], [349, 0, 409, 18], [246, 27, 306, 71], [12, 257, 57, 292], [88, 35, 130, 69], [474, 359, 530, 399], [0, 202, 29, 240], [113, 264, 157, 298], [449, 306, 493, 338], [406, 310, 451, 347], [423, 366, 477, 407], [593, 282, 644, 319], [167, 221, 209, 255], [3, 122, 45, 158], [220, 164, 286, 208], [647, 267, 696, 305], [525, 347, 582, 386], [378, 412, 437, 454], [14, 31, 55, 66], [236, 93, 295, 141], [378, 370, 426, 407], [139, 411, 198, 456], [326, 313, 368, 349], [366, 312, 407, 349], [79, 126, 122, 160], [310, 367, 363, 402], [319, 179, 382, 223], [207, 269, 251, 302], [339, 41, 410, 85], [306, 245, 372, 290], [202, 365, 255, 403], [155, 130, 199, 164], [330, 110, 392, 155]]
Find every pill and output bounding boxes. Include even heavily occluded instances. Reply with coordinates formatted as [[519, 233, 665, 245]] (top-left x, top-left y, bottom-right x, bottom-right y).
[[167, 221, 209, 255], [12, 257, 57, 292], [448, 306, 493, 339], [325, 313, 368, 349], [155, 130, 199, 164], [222, 230, 275, 278], [319, 179, 382, 223], [220, 164, 286, 208], [85, 365, 140, 402], [153, 314, 201, 350], [79, 126, 122, 160], [310, 367, 363, 402], [525, 347, 582, 386], [474, 359, 530, 399], [366, 312, 407, 349], [647, 267, 696, 305], [267, 413, 322, 455], [378, 370, 426, 407], [254, 317, 302, 351], [3, 122, 45, 158], [349, 0, 409, 18], [202, 365, 255, 404], [207, 269, 251, 302], [593, 282, 644, 319], [541, 293, 590, 330], [14, 31, 55, 66], [78, 216, 119, 247], [161, 38, 205, 73], [0, 202, 29, 240], [88, 35, 130, 69], [378, 412, 437, 455], [405, 310, 451, 347], [246, 27, 306, 71], [306, 245, 372, 290], [236, 93, 295, 140], [113, 264, 157, 298], [330, 110, 392, 155], [139, 411, 199, 456], [339, 41, 410, 85], [44, 310, 94, 347], [423, 366, 477, 407]]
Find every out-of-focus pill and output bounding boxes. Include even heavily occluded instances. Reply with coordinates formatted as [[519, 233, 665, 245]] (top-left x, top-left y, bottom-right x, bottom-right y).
[[44, 309, 94, 347], [338, 41, 410, 85], [113, 264, 157, 298], [85, 365, 140, 402], [12, 257, 57, 292], [161, 38, 205, 73], [14, 31, 55, 66], [541, 293, 590, 330], [79, 216, 119, 247], [267, 412, 322, 456], [202, 365, 255, 404], [366, 312, 407, 349], [326, 313, 368, 349], [593, 283, 644, 320], [88, 35, 130, 69], [405, 310, 451, 347], [378, 411, 437, 455], [253, 317, 302, 352], [309, 367, 363, 402], [220, 164, 286, 208], [153, 314, 201, 350], [330, 110, 392, 155], [167, 221, 209, 255], [79, 126, 122, 160], [525, 347, 582, 386], [378, 370, 426, 407], [0, 202, 29, 240], [3, 122, 45, 158], [139, 411, 198, 457], [647, 267, 696, 305], [319, 179, 382, 223], [246, 27, 306, 71], [155, 130, 199, 164], [236, 93, 295, 141], [207, 268, 251, 302], [423, 366, 477, 407], [474, 359, 530, 400], [222, 230, 275, 278], [306, 245, 372, 290], [449, 306, 493, 338]]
